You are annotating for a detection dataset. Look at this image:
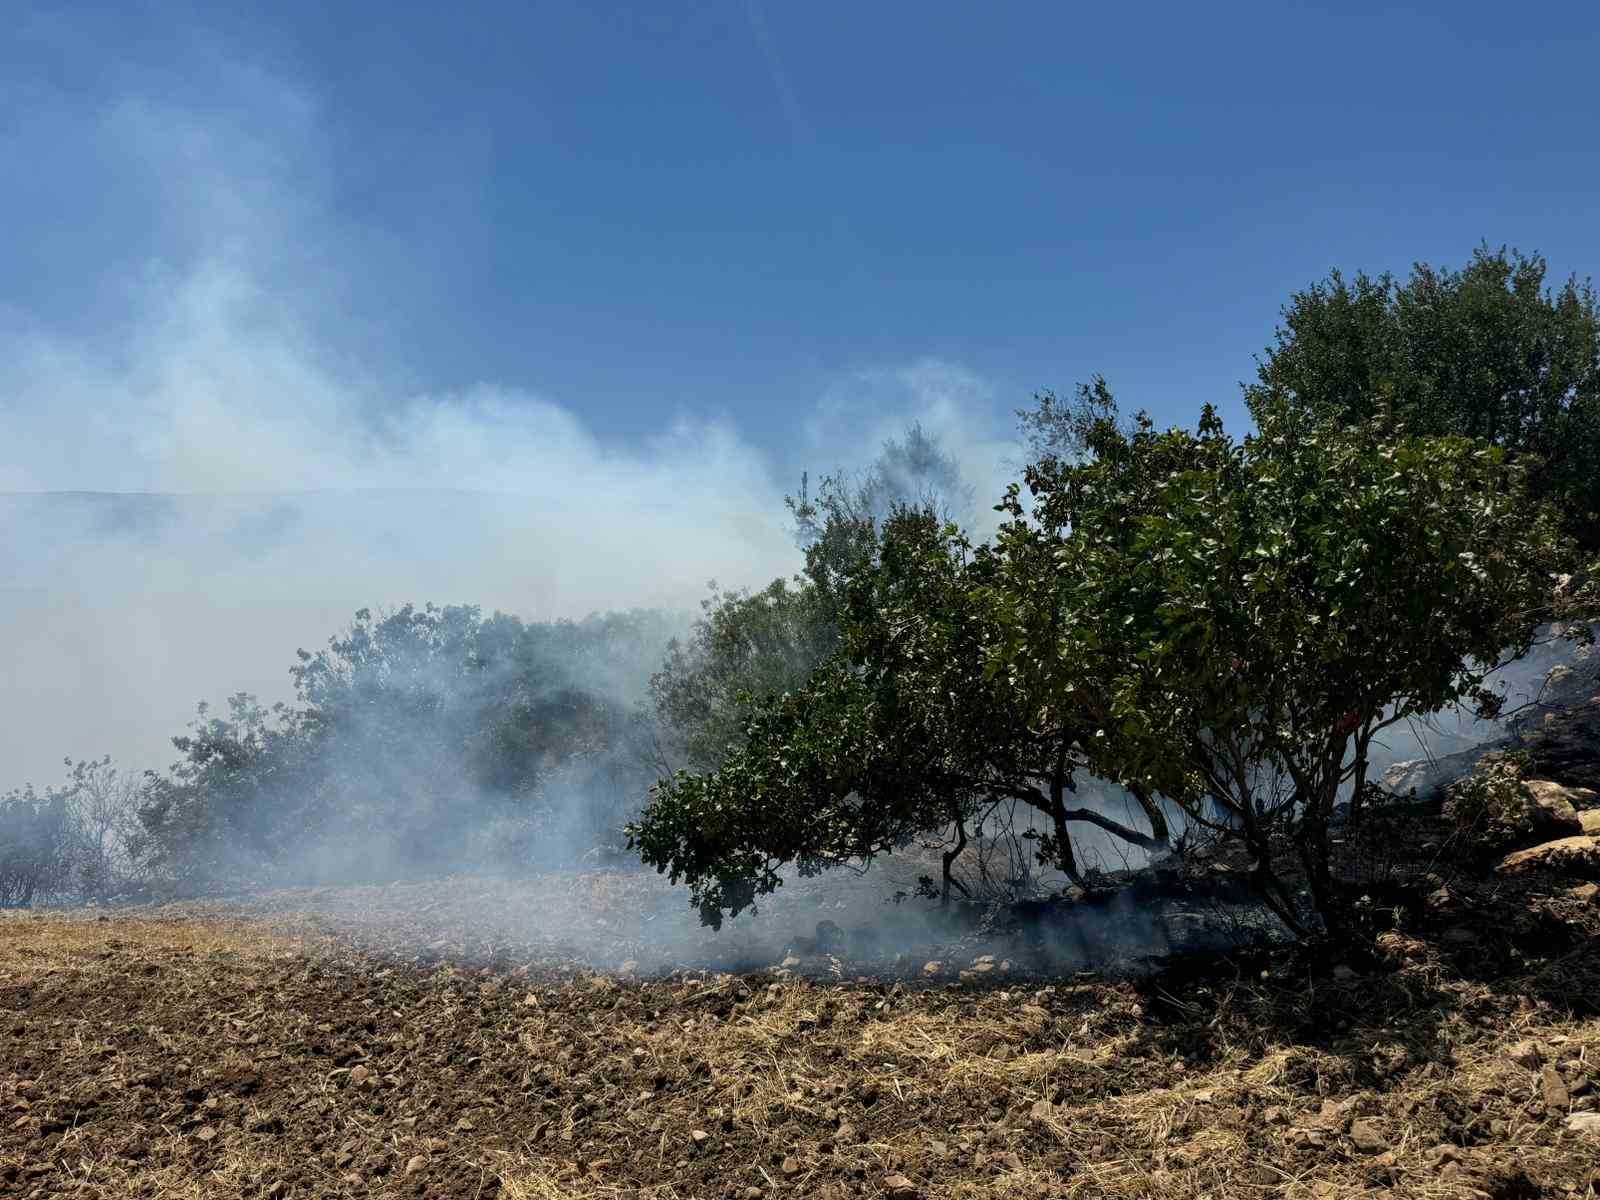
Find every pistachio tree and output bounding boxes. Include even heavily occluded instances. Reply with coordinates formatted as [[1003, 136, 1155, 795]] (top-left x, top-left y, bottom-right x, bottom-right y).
[[994, 398, 1576, 936], [630, 505, 1171, 928], [632, 397, 1577, 940]]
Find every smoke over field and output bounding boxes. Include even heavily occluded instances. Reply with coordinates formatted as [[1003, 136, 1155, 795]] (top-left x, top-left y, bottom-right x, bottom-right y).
[[6, 14, 1600, 1200], [0, 306, 1022, 944]]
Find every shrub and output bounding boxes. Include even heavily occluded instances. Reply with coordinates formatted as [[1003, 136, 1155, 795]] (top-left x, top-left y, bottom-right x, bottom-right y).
[[1443, 751, 1539, 857]]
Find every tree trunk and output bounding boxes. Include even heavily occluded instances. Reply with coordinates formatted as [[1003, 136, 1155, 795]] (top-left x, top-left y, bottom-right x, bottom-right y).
[[1250, 852, 1309, 938], [1128, 783, 1170, 848], [1295, 784, 1351, 944], [1048, 740, 1084, 884], [1346, 730, 1373, 829], [941, 811, 969, 905], [1228, 760, 1308, 938]]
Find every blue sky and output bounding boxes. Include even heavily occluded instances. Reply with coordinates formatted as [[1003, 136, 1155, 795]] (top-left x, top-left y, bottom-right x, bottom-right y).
[[4, 1, 1600, 779], [7, 0, 1600, 478]]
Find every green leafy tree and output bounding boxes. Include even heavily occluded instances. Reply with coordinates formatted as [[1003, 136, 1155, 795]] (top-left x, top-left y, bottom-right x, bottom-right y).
[[633, 396, 1580, 941], [631, 505, 1170, 927], [649, 423, 973, 774], [634, 508, 1005, 925], [1250, 246, 1600, 549], [996, 397, 1579, 937]]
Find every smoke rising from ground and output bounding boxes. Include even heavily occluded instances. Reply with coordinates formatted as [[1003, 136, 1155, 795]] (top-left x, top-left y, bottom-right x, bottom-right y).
[[0, 52, 1013, 789]]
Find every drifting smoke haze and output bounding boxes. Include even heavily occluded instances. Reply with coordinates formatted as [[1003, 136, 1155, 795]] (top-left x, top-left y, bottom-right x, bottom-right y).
[[0, 30, 1073, 975], [0, 45, 1014, 792], [4, 19, 1579, 980], [0, 357, 1009, 790]]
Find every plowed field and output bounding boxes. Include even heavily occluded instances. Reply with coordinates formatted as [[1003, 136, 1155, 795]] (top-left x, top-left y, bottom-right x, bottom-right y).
[[4, 870, 1599, 1199]]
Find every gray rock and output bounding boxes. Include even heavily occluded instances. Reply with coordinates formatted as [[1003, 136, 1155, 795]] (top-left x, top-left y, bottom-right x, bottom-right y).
[[1542, 1064, 1571, 1112], [1522, 780, 1585, 835], [1496, 836, 1600, 880]]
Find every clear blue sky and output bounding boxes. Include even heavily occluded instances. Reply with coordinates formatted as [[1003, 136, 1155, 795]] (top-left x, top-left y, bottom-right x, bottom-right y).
[[5, 1, 1600, 465]]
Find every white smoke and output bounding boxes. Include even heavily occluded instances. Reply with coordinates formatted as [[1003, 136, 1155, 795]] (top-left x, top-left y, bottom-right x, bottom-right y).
[[0, 52, 1012, 788]]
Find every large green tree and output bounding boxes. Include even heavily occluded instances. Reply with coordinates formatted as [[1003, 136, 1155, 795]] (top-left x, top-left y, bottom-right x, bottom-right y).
[[1250, 246, 1600, 549], [632, 399, 1580, 940], [632, 506, 1133, 926], [995, 398, 1578, 935], [633, 510, 976, 926]]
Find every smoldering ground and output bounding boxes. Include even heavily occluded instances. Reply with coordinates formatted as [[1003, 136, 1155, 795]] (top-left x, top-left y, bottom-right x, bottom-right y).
[[149, 856, 1287, 983]]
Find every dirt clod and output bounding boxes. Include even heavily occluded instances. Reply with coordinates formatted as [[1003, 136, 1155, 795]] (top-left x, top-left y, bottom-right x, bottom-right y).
[[1348, 1118, 1386, 1154], [1542, 1063, 1572, 1111], [1507, 1039, 1544, 1069]]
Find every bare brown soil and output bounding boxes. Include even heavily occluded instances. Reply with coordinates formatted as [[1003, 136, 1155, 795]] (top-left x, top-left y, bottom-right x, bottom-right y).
[[3, 865, 1599, 1200]]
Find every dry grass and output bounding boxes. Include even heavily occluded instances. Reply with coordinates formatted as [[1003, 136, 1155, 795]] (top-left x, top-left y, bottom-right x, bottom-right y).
[[3, 896, 1599, 1199], [0, 909, 319, 976]]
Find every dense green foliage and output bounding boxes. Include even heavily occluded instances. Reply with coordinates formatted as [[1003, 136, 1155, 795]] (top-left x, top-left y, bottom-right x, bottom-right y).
[[1250, 246, 1600, 548], [632, 396, 1582, 938], [646, 424, 971, 776], [997, 399, 1574, 935]]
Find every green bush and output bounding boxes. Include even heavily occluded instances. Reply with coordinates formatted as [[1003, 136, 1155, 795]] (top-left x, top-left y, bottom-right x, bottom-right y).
[[1442, 751, 1538, 857]]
